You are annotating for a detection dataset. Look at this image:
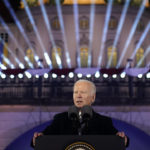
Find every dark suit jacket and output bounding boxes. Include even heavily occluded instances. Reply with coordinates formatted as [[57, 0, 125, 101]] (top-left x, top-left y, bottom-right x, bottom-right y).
[[31, 111, 129, 148], [42, 111, 118, 135]]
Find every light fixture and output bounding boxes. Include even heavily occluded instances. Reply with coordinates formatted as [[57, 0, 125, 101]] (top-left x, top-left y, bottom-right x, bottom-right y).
[[35, 74, 39, 78], [52, 73, 57, 78], [77, 73, 82, 78], [69, 72, 74, 78], [10, 74, 15, 79], [44, 73, 49, 79], [18, 73, 23, 79], [137, 74, 143, 78], [86, 74, 91, 78], [61, 75, 65, 78], [103, 73, 108, 78], [112, 74, 117, 79], [1, 73, 6, 79], [146, 72, 150, 78], [95, 71, 100, 78], [120, 72, 126, 78]]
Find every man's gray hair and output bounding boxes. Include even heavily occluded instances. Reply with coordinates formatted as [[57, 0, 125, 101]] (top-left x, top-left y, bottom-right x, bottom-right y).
[[74, 79, 96, 95]]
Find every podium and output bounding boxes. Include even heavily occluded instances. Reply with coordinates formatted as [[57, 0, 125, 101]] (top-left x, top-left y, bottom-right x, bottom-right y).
[[35, 135, 125, 150]]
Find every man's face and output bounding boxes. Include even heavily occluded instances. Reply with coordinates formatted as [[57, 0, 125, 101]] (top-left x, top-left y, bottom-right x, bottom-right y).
[[73, 82, 95, 108]]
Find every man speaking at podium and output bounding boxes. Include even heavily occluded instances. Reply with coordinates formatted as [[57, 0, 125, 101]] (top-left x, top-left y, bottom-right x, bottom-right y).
[[32, 79, 129, 147]]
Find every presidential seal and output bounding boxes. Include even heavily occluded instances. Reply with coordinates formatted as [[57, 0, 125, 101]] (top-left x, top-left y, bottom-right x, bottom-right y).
[[65, 141, 95, 150]]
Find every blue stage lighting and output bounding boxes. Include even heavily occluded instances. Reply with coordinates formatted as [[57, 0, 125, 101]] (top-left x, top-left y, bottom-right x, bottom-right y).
[[126, 21, 150, 68], [97, 0, 113, 67], [56, 0, 71, 68], [3, 0, 41, 68], [117, 0, 146, 68], [22, 0, 52, 68], [88, 1, 95, 67], [107, 0, 130, 68], [0, 16, 32, 68], [73, 0, 80, 67], [39, 0, 62, 69]]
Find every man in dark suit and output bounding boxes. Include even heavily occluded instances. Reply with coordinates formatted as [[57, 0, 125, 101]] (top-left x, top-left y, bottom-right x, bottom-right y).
[[32, 79, 128, 147]]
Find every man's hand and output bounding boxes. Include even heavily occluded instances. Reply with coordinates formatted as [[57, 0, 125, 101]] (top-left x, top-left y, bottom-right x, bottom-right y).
[[116, 131, 128, 146], [33, 132, 43, 146]]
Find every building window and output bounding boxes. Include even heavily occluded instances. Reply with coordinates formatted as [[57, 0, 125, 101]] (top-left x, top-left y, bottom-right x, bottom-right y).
[[52, 46, 62, 68], [0, 33, 8, 66], [26, 48, 34, 67], [51, 17, 60, 30], [137, 20, 144, 32], [80, 46, 88, 67], [79, 16, 89, 30], [109, 16, 118, 30], [136, 47, 144, 67], [107, 46, 117, 67]]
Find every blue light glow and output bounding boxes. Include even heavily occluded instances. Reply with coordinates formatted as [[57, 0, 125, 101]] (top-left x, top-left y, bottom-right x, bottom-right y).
[[73, 0, 80, 67], [126, 21, 150, 68], [22, 0, 52, 68], [117, 0, 146, 68], [56, 0, 71, 68], [107, 0, 130, 68], [97, 0, 113, 67], [88, 0, 95, 67], [3, 0, 42, 68]]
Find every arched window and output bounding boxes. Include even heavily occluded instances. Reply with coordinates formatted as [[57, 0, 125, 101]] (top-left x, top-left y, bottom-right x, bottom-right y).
[[26, 48, 34, 67], [52, 46, 62, 68], [80, 46, 88, 67], [136, 47, 144, 67], [107, 46, 117, 68], [79, 16, 89, 30], [51, 17, 60, 31], [0, 33, 8, 66], [109, 16, 118, 30]]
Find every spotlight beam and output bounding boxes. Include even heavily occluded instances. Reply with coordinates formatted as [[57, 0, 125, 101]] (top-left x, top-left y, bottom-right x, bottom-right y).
[[88, 0, 96, 67], [22, 0, 52, 68], [147, 60, 150, 68], [39, 0, 62, 69], [0, 16, 33, 68], [107, 0, 130, 68], [56, 0, 72, 68], [73, 0, 80, 67], [0, 36, 24, 68], [1, 54, 14, 69], [0, 63, 7, 70], [97, 0, 113, 67], [3, 0, 42, 68], [116, 0, 146, 68], [126, 21, 150, 68]]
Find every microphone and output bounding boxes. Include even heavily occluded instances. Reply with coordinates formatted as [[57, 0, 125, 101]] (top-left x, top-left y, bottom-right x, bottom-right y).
[[81, 105, 93, 122], [68, 105, 79, 121], [77, 105, 93, 136]]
